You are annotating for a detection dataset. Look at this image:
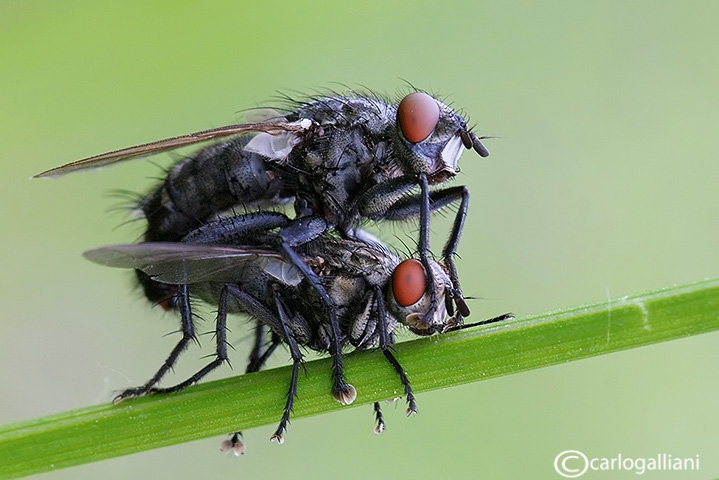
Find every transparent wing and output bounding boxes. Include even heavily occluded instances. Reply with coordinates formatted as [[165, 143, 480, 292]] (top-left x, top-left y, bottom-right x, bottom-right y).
[[83, 242, 303, 286], [34, 118, 314, 178]]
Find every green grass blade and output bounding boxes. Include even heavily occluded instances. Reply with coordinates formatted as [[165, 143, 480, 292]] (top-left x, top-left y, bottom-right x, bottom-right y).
[[1, 278, 718, 478]]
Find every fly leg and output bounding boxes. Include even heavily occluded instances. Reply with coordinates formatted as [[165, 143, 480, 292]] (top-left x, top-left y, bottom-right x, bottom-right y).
[[148, 284, 232, 394], [360, 178, 472, 322], [115, 285, 197, 400], [246, 323, 267, 373], [373, 402, 386, 434], [356, 175, 439, 323], [417, 174, 439, 324], [226, 326, 283, 451], [446, 312, 515, 332], [181, 211, 290, 244], [268, 287, 304, 444], [114, 284, 197, 402], [374, 285, 417, 420], [246, 325, 282, 374], [222, 284, 304, 444], [276, 215, 357, 406], [436, 184, 471, 320], [411, 178, 471, 322]]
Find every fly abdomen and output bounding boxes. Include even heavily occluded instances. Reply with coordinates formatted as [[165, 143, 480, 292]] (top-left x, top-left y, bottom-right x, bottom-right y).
[[140, 136, 290, 243]]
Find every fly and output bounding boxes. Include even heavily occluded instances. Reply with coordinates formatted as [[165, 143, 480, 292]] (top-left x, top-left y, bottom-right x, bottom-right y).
[[84, 212, 510, 443]]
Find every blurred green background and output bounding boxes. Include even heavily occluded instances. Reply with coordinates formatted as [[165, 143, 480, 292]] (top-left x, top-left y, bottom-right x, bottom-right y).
[[2, 2, 718, 479]]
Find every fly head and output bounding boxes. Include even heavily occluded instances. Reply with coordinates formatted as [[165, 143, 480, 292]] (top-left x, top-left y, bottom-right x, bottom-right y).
[[394, 92, 490, 185], [387, 257, 454, 335]]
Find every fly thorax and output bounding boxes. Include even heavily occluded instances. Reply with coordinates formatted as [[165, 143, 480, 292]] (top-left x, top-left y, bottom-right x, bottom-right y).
[[327, 275, 365, 310]]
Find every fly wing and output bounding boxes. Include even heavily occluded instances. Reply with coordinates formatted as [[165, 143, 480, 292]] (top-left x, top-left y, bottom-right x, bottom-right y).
[[34, 118, 315, 178], [83, 242, 304, 286]]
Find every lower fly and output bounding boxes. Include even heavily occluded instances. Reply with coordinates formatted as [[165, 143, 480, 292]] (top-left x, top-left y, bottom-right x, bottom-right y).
[[85, 211, 510, 443]]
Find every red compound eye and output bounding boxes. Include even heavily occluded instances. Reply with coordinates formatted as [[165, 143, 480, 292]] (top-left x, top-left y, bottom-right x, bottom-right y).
[[397, 92, 440, 143], [392, 259, 427, 306]]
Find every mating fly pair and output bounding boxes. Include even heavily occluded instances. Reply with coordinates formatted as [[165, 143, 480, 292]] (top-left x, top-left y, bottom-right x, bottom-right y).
[[36, 88, 494, 444]]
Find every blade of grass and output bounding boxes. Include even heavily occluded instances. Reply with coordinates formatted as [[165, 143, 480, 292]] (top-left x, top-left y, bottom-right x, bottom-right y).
[[1, 278, 718, 478]]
